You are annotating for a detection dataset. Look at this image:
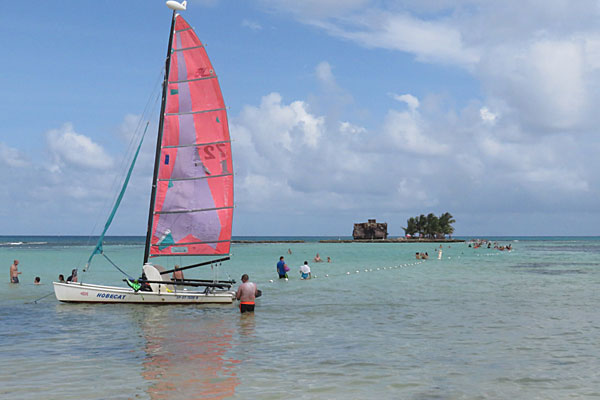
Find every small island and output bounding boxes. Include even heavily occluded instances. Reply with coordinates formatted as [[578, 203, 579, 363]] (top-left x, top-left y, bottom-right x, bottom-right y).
[[319, 213, 464, 243]]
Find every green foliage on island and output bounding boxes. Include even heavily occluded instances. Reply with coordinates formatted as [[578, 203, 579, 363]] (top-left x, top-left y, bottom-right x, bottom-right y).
[[402, 212, 455, 239]]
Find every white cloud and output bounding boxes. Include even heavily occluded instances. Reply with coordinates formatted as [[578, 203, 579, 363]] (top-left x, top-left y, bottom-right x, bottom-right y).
[[480, 37, 588, 131], [0, 114, 157, 234], [265, 1, 600, 135], [382, 94, 450, 156], [383, 109, 449, 155], [259, 0, 370, 19], [339, 121, 366, 135], [223, 39, 598, 235], [0, 143, 29, 168], [310, 11, 479, 66], [234, 92, 325, 152], [242, 19, 262, 31], [391, 93, 420, 112], [479, 107, 497, 124], [395, 178, 437, 208], [315, 61, 335, 86], [232, 89, 385, 214], [47, 123, 114, 170]]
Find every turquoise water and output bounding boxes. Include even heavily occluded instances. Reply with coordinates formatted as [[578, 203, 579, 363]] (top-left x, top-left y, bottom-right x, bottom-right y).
[[1, 236, 600, 399]]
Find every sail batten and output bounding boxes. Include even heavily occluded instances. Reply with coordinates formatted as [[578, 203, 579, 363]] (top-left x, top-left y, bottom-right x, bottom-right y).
[[170, 76, 217, 84], [158, 173, 232, 182], [148, 15, 233, 258], [163, 139, 229, 149], [174, 45, 205, 52], [151, 239, 230, 246], [155, 205, 233, 215], [166, 107, 226, 116]]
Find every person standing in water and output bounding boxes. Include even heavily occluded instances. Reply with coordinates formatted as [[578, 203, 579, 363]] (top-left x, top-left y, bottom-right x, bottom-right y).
[[236, 274, 258, 314], [172, 265, 184, 282], [9, 260, 21, 283], [276, 256, 289, 279], [299, 261, 311, 280]]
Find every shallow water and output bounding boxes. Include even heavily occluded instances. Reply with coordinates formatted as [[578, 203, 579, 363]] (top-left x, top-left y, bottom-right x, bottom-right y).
[[1, 237, 599, 399]]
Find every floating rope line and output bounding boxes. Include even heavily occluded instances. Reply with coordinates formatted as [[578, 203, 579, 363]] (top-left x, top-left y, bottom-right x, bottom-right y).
[[260, 250, 510, 285], [263, 260, 427, 284]]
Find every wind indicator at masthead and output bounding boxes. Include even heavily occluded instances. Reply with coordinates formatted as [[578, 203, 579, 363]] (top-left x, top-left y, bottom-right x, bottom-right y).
[[166, 1, 187, 11]]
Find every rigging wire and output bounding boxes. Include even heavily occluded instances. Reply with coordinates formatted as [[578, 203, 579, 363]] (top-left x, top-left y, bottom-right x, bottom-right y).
[[102, 253, 135, 280], [78, 68, 164, 273]]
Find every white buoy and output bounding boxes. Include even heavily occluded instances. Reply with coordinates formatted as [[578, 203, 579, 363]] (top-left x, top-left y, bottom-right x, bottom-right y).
[[285, 278, 288, 281], [325, 274, 329, 277], [346, 272, 350, 275], [269, 279, 273, 283]]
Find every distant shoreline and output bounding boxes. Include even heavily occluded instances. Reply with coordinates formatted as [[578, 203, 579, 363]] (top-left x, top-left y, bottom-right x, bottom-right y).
[[319, 238, 465, 243], [233, 240, 306, 243], [232, 238, 465, 244]]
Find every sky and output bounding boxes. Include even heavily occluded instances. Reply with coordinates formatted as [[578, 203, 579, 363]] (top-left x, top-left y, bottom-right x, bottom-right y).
[[2, 0, 600, 236]]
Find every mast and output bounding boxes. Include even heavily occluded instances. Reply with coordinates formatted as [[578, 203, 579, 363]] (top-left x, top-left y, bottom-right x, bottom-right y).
[[143, 11, 177, 265]]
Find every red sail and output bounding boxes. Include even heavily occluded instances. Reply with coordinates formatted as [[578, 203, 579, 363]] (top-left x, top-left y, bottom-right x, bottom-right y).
[[150, 15, 233, 257]]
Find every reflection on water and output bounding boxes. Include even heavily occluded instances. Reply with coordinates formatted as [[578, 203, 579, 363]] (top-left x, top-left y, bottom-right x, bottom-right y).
[[136, 308, 241, 399], [238, 313, 256, 337]]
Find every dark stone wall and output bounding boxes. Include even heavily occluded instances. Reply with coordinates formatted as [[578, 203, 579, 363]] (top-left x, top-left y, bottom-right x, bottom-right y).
[[353, 220, 388, 239]]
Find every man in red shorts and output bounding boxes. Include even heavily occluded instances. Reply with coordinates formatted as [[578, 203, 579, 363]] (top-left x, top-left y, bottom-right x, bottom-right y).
[[236, 274, 259, 314]]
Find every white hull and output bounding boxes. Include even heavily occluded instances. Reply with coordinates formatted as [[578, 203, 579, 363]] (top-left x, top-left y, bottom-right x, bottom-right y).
[[53, 281, 235, 304]]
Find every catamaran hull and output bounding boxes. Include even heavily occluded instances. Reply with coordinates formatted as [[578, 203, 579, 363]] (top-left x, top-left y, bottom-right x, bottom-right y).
[[53, 282, 235, 304]]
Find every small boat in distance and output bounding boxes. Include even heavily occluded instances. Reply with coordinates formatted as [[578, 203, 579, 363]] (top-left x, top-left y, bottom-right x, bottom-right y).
[[53, 0, 236, 304]]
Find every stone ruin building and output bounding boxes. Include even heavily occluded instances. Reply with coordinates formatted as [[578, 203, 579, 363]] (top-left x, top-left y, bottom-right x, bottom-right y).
[[353, 219, 388, 240]]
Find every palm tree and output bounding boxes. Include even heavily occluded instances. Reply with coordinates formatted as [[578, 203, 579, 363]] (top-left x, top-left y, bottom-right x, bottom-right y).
[[402, 217, 418, 237], [405, 212, 456, 239], [425, 213, 440, 238], [416, 214, 426, 238], [439, 212, 456, 237]]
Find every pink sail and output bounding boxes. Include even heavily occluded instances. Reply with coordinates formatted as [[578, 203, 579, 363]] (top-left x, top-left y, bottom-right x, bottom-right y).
[[150, 15, 233, 257]]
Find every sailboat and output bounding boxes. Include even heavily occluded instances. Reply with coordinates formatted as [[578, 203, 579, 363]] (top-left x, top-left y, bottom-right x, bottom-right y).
[[53, 1, 236, 304]]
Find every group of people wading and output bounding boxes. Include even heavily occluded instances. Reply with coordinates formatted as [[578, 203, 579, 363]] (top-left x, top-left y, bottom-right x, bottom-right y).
[[276, 256, 313, 280], [9, 259, 77, 285]]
